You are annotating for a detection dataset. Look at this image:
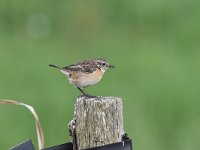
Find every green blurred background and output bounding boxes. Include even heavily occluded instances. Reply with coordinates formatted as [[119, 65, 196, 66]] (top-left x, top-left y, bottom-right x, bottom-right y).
[[0, 0, 200, 149]]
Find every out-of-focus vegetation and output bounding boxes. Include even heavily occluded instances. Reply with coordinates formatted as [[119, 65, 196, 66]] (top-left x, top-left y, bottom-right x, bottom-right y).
[[0, 1, 200, 149]]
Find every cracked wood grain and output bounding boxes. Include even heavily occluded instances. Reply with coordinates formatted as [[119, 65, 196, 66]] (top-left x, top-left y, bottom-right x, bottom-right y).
[[69, 96, 124, 150]]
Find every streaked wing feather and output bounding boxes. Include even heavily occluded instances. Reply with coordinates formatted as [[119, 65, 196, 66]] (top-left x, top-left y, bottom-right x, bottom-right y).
[[80, 60, 98, 73], [81, 65, 95, 73], [63, 64, 94, 73]]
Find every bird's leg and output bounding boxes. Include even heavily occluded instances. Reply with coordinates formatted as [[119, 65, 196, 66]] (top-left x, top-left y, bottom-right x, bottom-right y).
[[77, 87, 95, 98], [77, 87, 87, 95]]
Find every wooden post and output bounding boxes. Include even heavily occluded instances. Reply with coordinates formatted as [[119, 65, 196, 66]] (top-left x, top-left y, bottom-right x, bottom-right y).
[[69, 96, 124, 150]]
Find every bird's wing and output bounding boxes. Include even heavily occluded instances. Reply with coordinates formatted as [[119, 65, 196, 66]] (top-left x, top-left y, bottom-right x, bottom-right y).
[[81, 64, 97, 73], [78, 60, 98, 73], [62, 64, 95, 73]]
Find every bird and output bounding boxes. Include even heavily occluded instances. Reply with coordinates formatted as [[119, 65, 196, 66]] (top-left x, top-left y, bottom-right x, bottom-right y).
[[49, 58, 114, 97]]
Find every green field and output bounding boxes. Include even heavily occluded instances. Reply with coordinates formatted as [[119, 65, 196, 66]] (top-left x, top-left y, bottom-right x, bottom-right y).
[[0, 1, 200, 149]]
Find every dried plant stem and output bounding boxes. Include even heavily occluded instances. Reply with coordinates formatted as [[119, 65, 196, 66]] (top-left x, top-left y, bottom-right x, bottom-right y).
[[0, 99, 44, 150]]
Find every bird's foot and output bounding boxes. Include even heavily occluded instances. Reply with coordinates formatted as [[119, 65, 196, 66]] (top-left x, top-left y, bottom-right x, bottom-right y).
[[84, 94, 97, 98]]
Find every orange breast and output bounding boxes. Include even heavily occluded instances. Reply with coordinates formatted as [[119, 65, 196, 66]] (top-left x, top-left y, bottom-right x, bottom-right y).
[[69, 68, 104, 88]]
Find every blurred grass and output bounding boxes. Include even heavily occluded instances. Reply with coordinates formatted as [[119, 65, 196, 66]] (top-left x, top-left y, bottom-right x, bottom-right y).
[[0, 0, 200, 150]]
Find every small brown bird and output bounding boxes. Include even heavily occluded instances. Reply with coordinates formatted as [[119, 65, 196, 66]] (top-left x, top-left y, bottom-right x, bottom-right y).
[[49, 58, 114, 97]]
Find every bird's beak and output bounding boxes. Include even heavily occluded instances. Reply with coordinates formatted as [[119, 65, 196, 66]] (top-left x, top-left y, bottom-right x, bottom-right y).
[[108, 64, 115, 68]]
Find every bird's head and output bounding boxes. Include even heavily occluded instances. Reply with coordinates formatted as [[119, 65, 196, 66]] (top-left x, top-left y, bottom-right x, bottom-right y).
[[94, 58, 114, 72]]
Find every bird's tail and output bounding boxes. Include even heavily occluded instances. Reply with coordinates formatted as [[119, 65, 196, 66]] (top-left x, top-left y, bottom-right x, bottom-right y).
[[49, 64, 61, 69]]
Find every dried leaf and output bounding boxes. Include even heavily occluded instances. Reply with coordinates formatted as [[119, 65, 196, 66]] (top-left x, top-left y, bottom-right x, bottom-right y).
[[0, 99, 44, 150]]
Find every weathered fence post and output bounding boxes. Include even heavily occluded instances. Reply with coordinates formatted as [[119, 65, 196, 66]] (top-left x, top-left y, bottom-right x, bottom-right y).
[[69, 96, 124, 150]]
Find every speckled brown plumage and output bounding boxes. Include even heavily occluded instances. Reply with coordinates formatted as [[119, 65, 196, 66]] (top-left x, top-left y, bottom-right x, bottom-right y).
[[49, 58, 114, 97]]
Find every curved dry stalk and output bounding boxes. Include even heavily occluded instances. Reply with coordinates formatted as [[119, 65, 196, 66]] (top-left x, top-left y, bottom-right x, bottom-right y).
[[0, 99, 44, 150]]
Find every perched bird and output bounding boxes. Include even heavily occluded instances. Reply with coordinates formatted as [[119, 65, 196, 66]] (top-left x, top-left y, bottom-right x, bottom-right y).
[[49, 58, 114, 97]]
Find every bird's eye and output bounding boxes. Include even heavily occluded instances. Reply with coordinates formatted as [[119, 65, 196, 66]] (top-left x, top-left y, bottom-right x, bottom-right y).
[[102, 63, 106, 66]]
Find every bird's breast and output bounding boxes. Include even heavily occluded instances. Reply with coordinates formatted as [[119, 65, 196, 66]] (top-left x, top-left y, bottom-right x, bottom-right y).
[[68, 68, 104, 88]]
